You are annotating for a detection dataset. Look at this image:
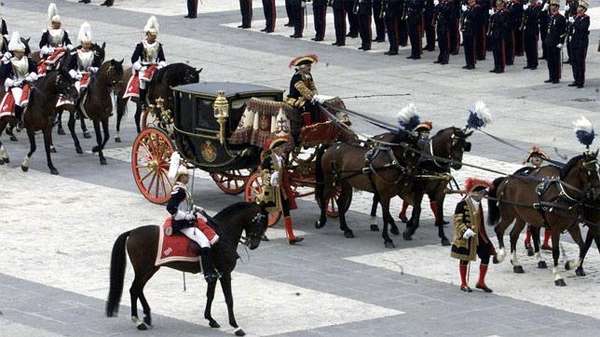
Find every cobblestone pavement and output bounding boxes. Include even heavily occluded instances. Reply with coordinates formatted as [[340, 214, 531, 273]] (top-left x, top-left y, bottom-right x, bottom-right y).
[[2, 1, 600, 337]]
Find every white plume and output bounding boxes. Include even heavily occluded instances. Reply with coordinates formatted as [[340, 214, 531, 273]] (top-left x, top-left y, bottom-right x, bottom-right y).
[[397, 103, 418, 124], [573, 115, 593, 134], [47, 3, 60, 23], [167, 152, 181, 180], [78, 22, 92, 43], [8, 31, 25, 52], [472, 101, 492, 125], [144, 16, 160, 34]]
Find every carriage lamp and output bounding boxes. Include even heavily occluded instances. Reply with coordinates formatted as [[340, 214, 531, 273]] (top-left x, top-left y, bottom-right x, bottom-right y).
[[213, 90, 229, 144]]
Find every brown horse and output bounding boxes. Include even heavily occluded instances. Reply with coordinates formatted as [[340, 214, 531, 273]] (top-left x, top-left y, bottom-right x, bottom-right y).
[[370, 127, 473, 246], [105, 202, 268, 336], [488, 152, 600, 286], [114, 63, 202, 139], [0, 68, 78, 175], [65, 58, 123, 164]]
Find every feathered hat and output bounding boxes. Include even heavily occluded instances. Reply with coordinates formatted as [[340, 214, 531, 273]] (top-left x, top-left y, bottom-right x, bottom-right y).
[[579, 0, 589, 9], [573, 116, 595, 149], [8, 32, 25, 52], [289, 54, 318, 69], [466, 100, 492, 130], [464, 177, 491, 193], [414, 121, 433, 132], [263, 136, 290, 151], [523, 145, 548, 164], [144, 16, 160, 35], [78, 22, 93, 44], [48, 3, 61, 24], [397, 103, 421, 131], [167, 152, 188, 180]]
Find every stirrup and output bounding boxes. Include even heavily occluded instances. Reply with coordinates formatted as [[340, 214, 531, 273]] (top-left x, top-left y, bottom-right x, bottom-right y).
[[204, 270, 221, 283]]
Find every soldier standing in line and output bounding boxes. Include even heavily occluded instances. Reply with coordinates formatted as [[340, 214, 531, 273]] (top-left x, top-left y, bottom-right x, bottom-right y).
[[372, 0, 387, 42], [509, 0, 525, 57], [185, 0, 198, 18], [331, 0, 348, 46], [504, 0, 515, 65], [448, 0, 461, 55], [434, 0, 452, 64], [475, 0, 490, 60], [522, 0, 542, 69], [568, 0, 589, 88], [357, 0, 374, 50], [424, 0, 437, 51], [289, 0, 305, 38], [344, 0, 360, 38], [489, 0, 508, 73], [544, 0, 566, 84], [461, 0, 481, 69], [312, 0, 328, 41], [238, 0, 253, 29], [262, 0, 277, 33], [563, 0, 578, 64], [285, 0, 294, 26], [406, 0, 424, 59], [385, 0, 403, 55], [538, 0, 550, 59]]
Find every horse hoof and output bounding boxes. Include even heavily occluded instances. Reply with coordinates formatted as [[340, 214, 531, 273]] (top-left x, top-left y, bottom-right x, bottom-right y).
[[100, 157, 107, 165], [50, 168, 59, 175], [234, 328, 246, 336], [370, 224, 379, 232], [9, 135, 17, 142], [526, 247, 534, 257], [143, 316, 152, 327], [208, 320, 220, 328], [50, 146, 57, 153], [83, 131, 92, 139], [0, 159, 4, 165], [76, 147, 83, 154], [493, 256, 500, 264], [115, 136, 122, 143], [576, 267, 586, 277], [399, 215, 408, 223], [441, 237, 451, 246], [564, 261, 571, 271], [513, 265, 525, 274], [57, 128, 65, 136], [261, 234, 269, 242], [384, 241, 395, 249], [4, 157, 9, 164], [21, 165, 29, 172], [343, 230, 354, 239], [402, 231, 412, 241], [92, 146, 99, 153], [390, 226, 400, 236], [315, 220, 325, 229], [538, 261, 548, 269], [136, 323, 148, 331], [554, 279, 567, 287]]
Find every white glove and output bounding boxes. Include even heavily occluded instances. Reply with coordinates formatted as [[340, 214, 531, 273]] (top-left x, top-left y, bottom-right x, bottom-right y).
[[463, 228, 476, 239], [434, 0, 439, 6], [2, 51, 11, 62], [66, 44, 74, 51], [542, 3, 549, 11], [25, 73, 38, 82], [68, 69, 78, 79], [537, 0, 542, 4], [270, 171, 280, 187], [488, 8, 494, 15], [568, 17, 574, 23], [557, 43, 563, 49], [40, 46, 50, 55], [312, 94, 327, 104], [4, 78, 14, 87], [158, 61, 167, 69], [461, 4, 467, 11], [88, 66, 98, 73], [523, 4, 529, 10], [184, 212, 196, 221], [133, 61, 142, 71], [565, 4, 570, 11]]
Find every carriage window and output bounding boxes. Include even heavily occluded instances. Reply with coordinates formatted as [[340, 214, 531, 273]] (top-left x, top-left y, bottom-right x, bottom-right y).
[[195, 98, 219, 129]]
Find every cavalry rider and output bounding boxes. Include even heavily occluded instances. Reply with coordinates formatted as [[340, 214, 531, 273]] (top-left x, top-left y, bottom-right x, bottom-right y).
[[259, 136, 304, 245], [67, 22, 102, 100], [522, 146, 553, 252], [39, 3, 73, 73], [166, 154, 220, 283], [128, 16, 166, 124], [0, 32, 38, 129], [451, 177, 496, 293], [285, 55, 326, 127]]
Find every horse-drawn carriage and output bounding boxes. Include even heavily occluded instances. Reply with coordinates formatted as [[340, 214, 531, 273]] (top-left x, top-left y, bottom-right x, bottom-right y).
[[131, 81, 350, 224]]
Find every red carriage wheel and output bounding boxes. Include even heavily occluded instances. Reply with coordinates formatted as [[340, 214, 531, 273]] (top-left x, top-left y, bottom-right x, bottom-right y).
[[210, 169, 252, 195], [131, 127, 175, 204], [141, 106, 157, 130], [325, 186, 341, 218], [244, 172, 281, 226]]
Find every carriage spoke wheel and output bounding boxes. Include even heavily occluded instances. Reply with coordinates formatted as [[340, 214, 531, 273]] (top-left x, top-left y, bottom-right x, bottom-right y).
[[244, 172, 281, 226], [131, 127, 175, 204], [140, 106, 157, 130], [210, 169, 252, 195], [325, 186, 342, 218]]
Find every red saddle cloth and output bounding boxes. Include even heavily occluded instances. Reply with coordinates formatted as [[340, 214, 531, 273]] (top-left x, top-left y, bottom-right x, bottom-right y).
[[155, 216, 218, 266], [37, 48, 67, 76], [0, 85, 31, 118], [123, 65, 157, 99]]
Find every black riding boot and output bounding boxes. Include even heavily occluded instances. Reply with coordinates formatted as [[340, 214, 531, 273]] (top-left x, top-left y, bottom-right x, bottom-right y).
[[200, 248, 220, 283], [15, 106, 24, 130], [135, 89, 147, 132]]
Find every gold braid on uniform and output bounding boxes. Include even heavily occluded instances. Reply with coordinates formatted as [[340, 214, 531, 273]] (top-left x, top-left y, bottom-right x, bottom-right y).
[[294, 81, 315, 101]]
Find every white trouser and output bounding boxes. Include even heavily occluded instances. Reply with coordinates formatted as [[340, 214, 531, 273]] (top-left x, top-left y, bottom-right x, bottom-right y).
[[139, 66, 149, 90], [180, 227, 211, 248], [10, 87, 24, 107]]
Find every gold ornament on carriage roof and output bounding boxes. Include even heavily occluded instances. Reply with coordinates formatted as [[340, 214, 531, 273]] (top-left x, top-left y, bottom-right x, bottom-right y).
[[213, 90, 229, 145]]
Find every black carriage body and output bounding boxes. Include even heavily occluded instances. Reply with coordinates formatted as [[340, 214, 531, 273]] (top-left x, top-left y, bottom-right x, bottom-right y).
[[171, 82, 284, 172]]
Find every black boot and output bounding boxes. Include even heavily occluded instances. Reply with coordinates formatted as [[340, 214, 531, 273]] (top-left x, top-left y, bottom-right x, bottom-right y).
[[15, 106, 24, 130], [200, 248, 220, 283]]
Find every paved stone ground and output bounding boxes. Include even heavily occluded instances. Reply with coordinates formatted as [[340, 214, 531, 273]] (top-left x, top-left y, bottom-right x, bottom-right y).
[[2, 1, 600, 337]]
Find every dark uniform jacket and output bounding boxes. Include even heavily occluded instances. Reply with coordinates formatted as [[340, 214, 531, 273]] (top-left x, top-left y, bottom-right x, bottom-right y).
[[523, 3, 541, 34], [39, 29, 72, 49], [286, 71, 317, 108], [434, 1, 452, 33], [166, 185, 195, 232], [507, 1, 524, 32], [461, 4, 481, 36], [67, 46, 103, 72], [0, 57, 37, 84], [570, 14, 589, 49], [131, 42, 166, 65], [488, 9, 508, 41], [545, 12, 566, 47], [450, 199, 495, 261], [407, 0, 425, 24]]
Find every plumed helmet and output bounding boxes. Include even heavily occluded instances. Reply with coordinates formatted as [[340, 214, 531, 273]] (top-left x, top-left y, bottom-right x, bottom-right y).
[[8, 31, 26, 52], [549, 0, 560, 6], [397, 103, 421, 131], [48, 3, 61, 24], [144, 16, 160, 35], [78, 22, 93, 44], [579, 0, 589, 9], [464, 177, 491, 193]]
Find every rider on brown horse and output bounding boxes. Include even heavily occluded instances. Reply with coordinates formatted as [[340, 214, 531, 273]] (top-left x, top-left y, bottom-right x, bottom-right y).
[[451, 177, 497, 293], [66, 22, 102, 101], [0, 32, 38, 129], [39, 3, 73, 72], [522, 146, 553, 253], [166, 153, 221, 282], [285, 54, 327, 126]]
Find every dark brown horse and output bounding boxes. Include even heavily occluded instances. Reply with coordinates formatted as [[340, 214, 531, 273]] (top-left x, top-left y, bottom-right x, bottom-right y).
[[105, 202, 268, 336], [65, 58, 123, 164], [369, 127, 473, 246], [114, 63, 202, 139], [488, 152, 600, 286], [0, 68, 78, 175]]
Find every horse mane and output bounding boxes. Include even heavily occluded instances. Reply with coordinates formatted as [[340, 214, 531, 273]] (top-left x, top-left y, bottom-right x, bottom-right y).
[[560, 154, 586, 179], [432, 126, 458, 138], [151, 63, 194, 87]]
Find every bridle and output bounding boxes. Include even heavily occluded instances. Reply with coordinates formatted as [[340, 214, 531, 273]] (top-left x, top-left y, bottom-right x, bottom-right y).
[[239, 212, 267, 246]]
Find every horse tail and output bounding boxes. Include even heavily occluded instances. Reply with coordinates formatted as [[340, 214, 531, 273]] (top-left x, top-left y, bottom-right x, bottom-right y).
[[314, 145, 327, 207], [105, 230, 132, 317], [487, 177, 505, 226]]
